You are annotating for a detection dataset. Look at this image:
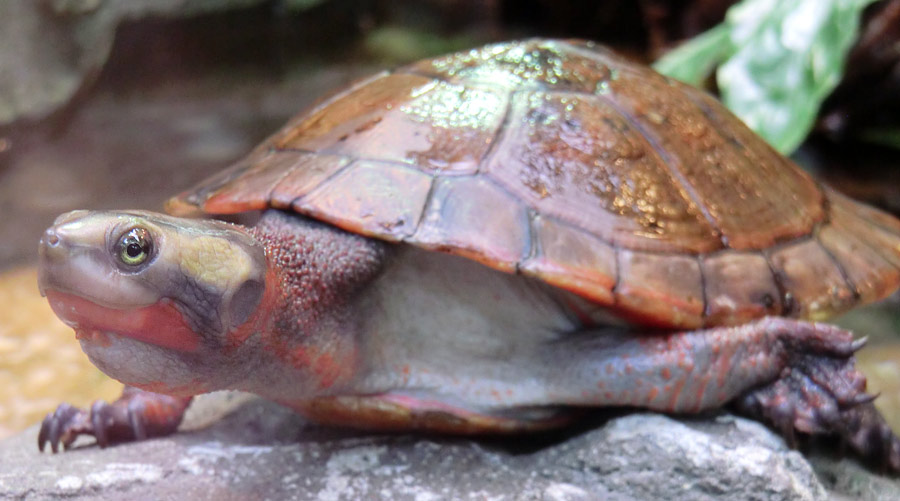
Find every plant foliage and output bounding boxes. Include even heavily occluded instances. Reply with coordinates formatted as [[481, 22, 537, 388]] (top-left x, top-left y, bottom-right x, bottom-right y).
[[654, 0, 878, 153]]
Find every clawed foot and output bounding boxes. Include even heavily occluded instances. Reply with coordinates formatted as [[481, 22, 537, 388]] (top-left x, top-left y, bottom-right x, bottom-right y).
[[736, 332, 900, 471], [38, 387, 192, 453]]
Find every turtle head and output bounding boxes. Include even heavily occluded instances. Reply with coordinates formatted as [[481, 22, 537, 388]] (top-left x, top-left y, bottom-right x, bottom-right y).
[[38, 210, 270, 394]]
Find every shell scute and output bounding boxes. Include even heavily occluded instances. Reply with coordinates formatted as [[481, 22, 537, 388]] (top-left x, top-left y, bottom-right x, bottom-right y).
[[277, 73, 508, 175], [821, 191, 900, 302], [767, 239, 856, 320], [701, 251, 781, 325], [521, 215, 616, 305], [485, 90, 718, 254], [596, 63, 824, 250], [410, 176, 528, 272], [268, 152, 352, 208], [296, 160, 432, 242], [615, 250, 704, 328]]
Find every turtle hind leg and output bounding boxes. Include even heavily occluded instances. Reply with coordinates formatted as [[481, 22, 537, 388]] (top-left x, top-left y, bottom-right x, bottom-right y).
[[38, 386, 192, 452], [547, 316, 900, 471]]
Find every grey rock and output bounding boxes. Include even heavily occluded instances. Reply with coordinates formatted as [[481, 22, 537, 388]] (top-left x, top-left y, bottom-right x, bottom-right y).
[[0, 0, 269, 126], [1, 392, 898, 500]]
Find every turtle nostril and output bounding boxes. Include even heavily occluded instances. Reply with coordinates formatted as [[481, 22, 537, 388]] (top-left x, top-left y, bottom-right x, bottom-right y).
[[44, 229, 60, 247]]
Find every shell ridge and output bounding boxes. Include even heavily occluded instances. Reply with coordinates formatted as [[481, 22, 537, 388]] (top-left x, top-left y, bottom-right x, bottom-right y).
[[611, 246, 623, 304], [474, 89, 516, 175], [696, 254, 711, 321], [263, 152, 306, 208], [395, 62, 661, 100], [563, 40, 623, 68], [407, 174, 441, 240], [812, 195, 863, 303], [813, 226, 862, 304], [482, 175, 534, 267], [395, 67, 446, 82], [760, 249, 792, 317], [395, 67, 517, 94], [596, 93, 725, 249], [681, 89, 827, 238], [287, 158, 358, 210], [523, 209, 541, 264]]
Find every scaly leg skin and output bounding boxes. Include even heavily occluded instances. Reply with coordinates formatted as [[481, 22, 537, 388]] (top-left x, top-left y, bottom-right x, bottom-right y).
[[555, 316, 900, 470], [38, 386, 192, 452], [733, 349, 900, 470]]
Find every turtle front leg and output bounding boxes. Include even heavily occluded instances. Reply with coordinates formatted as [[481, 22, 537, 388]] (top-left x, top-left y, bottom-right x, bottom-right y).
[[38, 386, 192, 452], [553, 317, 900, 470]]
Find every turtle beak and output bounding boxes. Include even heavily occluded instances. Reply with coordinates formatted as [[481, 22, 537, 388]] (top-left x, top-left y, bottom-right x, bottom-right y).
[[40, 211, 91, 253], [37, 210, 160, 309], [38, 210, 96, 297]]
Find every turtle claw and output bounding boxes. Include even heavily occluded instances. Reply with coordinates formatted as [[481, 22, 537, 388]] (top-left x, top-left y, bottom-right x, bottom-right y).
[[852, 392, 879, 406], [37, 399, 137, 452], [90, 400, 114, 448], [129, 403, 148, 442], [735, 344, 900, 471], [36, 388, 193, 452], [851, 336, 869, 353], [38, 403, 90, 453]]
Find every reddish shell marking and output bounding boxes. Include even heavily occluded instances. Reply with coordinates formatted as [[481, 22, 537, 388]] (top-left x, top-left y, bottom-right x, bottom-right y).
[[46, 290, 200, 352]]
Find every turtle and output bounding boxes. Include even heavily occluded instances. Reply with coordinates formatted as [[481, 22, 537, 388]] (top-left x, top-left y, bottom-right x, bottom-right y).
[[36, 38, 900, 468]]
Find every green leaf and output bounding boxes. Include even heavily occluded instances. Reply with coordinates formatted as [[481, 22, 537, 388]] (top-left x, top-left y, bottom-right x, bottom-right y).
[[718, 0, 878, 153], [652, 25, 730, 87], [654, 0, 878, 154]]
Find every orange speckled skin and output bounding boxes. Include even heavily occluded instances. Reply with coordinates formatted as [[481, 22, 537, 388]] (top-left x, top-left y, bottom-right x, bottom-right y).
[[248, 212, 384, 393]]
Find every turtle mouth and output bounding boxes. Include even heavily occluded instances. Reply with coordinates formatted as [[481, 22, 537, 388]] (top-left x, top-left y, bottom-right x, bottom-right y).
[[45, 289, 129, 343], [74, 328, 119, 347], [45, 289, 201, 352]]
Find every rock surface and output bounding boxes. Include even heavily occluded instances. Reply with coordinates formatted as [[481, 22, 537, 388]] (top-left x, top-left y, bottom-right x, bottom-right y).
[[0, 0, 274, 126], [1, 393, 897, 500]]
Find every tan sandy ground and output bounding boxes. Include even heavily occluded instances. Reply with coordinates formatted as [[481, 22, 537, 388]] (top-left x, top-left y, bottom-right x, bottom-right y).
[[0, 267, 121, 439]]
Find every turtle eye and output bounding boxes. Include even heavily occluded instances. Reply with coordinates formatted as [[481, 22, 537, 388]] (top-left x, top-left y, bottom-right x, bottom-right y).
[[117, 227, 153, 266]]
